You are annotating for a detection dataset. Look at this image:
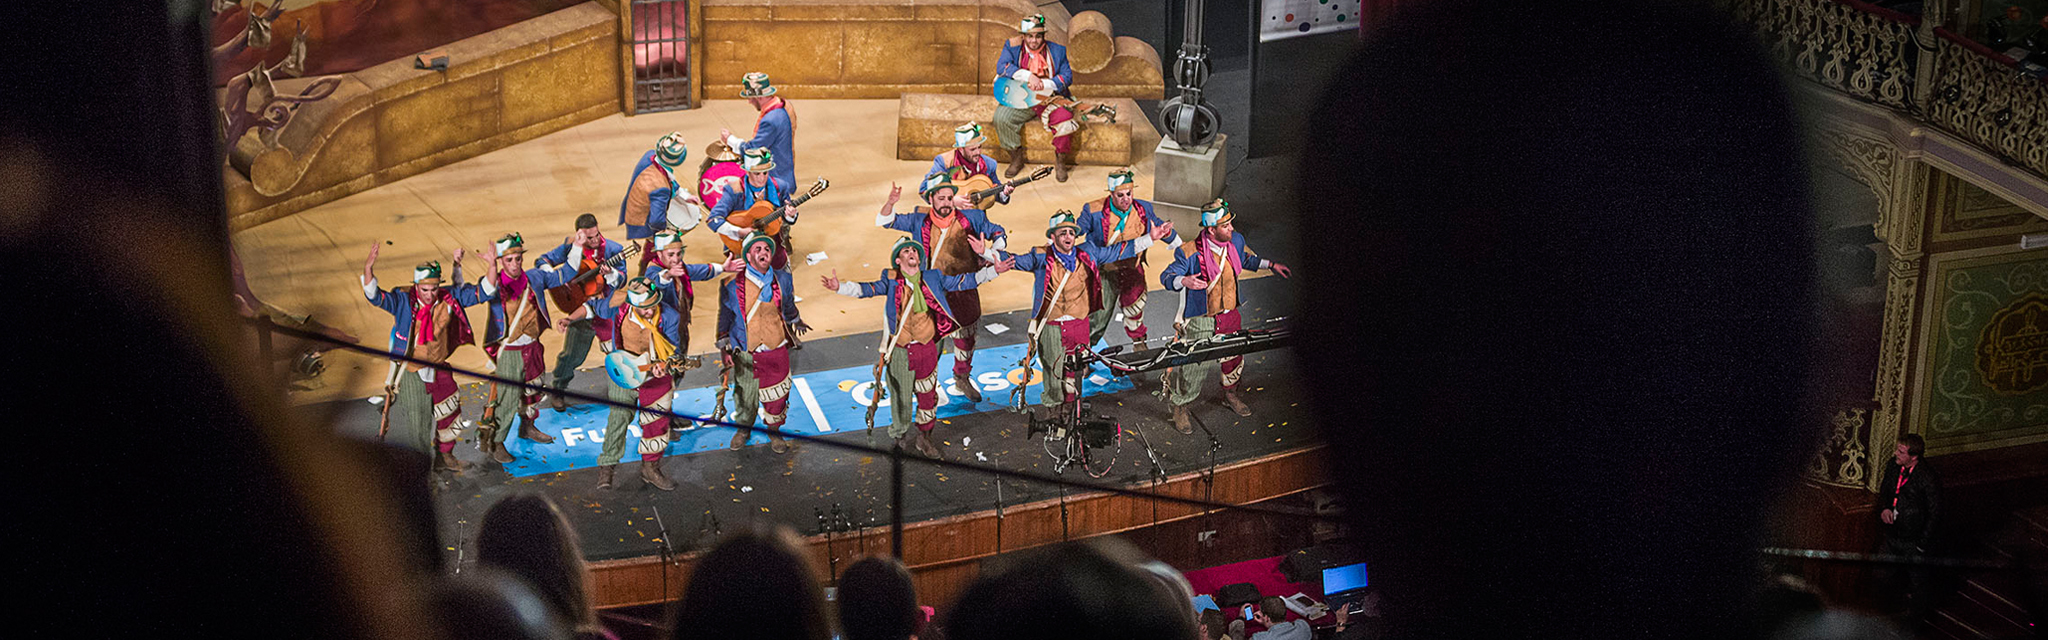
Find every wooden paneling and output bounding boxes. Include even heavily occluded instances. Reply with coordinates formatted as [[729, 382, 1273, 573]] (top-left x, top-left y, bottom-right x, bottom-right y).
[[590, 445, 1331, 608]]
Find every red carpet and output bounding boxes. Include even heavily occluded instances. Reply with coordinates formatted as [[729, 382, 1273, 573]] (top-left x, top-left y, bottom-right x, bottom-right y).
[[1183, 555, 1314, 623]]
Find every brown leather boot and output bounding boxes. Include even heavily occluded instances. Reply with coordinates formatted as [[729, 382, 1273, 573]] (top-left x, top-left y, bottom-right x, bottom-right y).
[[488, 438, 514, 464], [769, 429, 791, 454], [437, 449, 468, 472], [518, 415, 556, 444], [1054, 151, 1073, 183], [1002, 147, 1025, 179], [729, 427, 750, 450], [1222, 390, 1252, 417], [1171, 405, 1193, 434], [954, 371, 983, 403], [640, 460, 676, 491], [595, 464, 616, 490], [913, 429, 942, 459], [549, 392, 568, 412]]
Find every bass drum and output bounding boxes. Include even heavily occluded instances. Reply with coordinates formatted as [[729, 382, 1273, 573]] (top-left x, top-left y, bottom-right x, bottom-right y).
[[605, 350, 648, 390]]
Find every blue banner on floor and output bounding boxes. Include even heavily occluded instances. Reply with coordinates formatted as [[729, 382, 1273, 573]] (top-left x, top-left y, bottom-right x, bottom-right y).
[[499, 342, 1134, 477]]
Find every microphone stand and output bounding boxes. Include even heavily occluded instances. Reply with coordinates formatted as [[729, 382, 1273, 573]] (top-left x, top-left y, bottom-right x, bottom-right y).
[[818, 506, 837, 584], [653, 505, 678, 608]]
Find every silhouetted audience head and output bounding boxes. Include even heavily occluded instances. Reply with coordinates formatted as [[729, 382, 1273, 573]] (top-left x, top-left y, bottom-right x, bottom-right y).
[[1296, 0, 1817, 637], [430, 568, 574, 640], [477, 493, 597, 631], [1199, 609, 1230, 640], [837, 555, 923, 640], [669, 524, 830, 640], [947, 538, 1197, 640]]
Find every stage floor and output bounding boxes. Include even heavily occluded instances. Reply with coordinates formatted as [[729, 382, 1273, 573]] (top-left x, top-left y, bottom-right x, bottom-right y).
[[307, 278, 1310, 564]]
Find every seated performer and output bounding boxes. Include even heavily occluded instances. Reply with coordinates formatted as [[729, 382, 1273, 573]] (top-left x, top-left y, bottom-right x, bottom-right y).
[[973, 211, 1170, 415], [537, 214, 628, 411], [1078, 169, 1182, 346], [878, 173, 1010, 400], [590, 231, 739, 491], [619, 131, 704, 274], [717, 231, 811, 454], [477, 232, 580, 464], [708, 148, 801, 268], [823, 237, 1006, 458], [362, 242, 495, 471], [1159, 200, 1291, 432], [928, 122, 1014, 207], [721, 72, 797, 189], [995, 13, 1077, 182], [698, 138, 746, 214]]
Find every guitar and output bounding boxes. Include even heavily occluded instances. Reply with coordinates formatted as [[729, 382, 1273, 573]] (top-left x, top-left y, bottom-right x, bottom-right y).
[[719, 178, 829, 256], [604, 350, 707, 390], [957, 166, 1053, 210], [548, 244, 641, 314], [992, 77, 1119, 124]]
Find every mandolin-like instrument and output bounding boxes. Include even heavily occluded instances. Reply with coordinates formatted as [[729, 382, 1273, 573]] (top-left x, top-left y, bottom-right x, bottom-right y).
[[719, 178, 829, 256], [604, 350, 706, 390]]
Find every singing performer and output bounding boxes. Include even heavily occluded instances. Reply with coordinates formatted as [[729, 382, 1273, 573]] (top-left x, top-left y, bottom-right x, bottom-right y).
[[876, 173, 1009, 401], [975, 211, 1168, 413], [708, 148, 800, 268], [362, 243, 495, 471], [1159, 200, 1291, 432], [823, 237, 1005, 458], [1078, 169, 1182, 346], [476, 232, 579, 464], [619, 132, 704, 274], [716, 231, 811, 453], [721, 72, 797, 189]]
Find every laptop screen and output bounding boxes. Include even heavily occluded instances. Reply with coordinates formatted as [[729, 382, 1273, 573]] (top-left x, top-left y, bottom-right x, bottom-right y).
[[1321, 562, 1369, 596]]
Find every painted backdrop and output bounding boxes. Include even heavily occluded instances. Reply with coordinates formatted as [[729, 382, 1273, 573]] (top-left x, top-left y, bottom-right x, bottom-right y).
[[211, 0, 582, 85]]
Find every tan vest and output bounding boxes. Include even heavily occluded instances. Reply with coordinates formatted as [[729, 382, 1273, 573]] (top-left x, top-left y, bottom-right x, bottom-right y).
[[408, 296, 458, 370], [618, 308, 657, 356], [1047, 257, 1091, 320], [622, 164, 670, 228], [896, 278, 939, 346], [742, 278, 789, 351], [928, 217, 982, 276], [1206, 250, 1239, 316], [509, 287, 545, 341]]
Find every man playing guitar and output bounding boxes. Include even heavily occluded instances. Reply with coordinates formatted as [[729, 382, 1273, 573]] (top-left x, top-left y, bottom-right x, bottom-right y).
[[708, 148, 800, 269], [929, 123, 1015, 207], [537, 214, 628, 411]]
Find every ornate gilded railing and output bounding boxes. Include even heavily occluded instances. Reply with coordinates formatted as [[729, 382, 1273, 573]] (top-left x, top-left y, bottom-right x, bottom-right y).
[[1927, 29, 2048, 179], [1729, 0, 1918, 111], [1804, 406, 1875, 488]]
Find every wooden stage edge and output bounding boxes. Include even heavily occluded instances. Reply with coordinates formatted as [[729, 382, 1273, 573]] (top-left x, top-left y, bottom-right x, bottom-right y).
[[589, 444, 1332, 609]]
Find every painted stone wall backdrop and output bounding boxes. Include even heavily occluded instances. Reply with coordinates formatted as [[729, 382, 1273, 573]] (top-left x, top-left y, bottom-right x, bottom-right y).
[[1919, 249, 2048, 452]]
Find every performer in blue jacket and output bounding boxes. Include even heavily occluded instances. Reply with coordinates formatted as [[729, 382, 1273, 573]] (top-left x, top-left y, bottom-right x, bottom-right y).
[[1077, 168, 1183, 346], [475, 232, 579, 463], [928, 122, 1014, 207], [716, 231, 810, 453], [1159, 200, 1291, 432], [618, 132, 702, 274], [721, 72, 797, 188], [877, 172, 1010, 401], [361, 242, 494, 470], [823, 236, 1005, 458], [536, 214, 628, 409], [994, 13, 1077, 181], [707, 148, 801, 268], [973, 210, 1171, 414]]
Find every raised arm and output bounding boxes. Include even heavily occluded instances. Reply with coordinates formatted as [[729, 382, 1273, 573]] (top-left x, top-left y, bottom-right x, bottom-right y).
[[876, 182, 913, 229], [967, 210, 1009, 252]]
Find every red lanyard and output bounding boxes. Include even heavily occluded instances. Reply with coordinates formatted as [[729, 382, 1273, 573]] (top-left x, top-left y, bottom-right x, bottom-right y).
[[1891, 465, 1912, 509]]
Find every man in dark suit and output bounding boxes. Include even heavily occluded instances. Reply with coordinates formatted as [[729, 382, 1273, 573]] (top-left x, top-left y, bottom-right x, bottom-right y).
[[1877, 433, 1941, 624]]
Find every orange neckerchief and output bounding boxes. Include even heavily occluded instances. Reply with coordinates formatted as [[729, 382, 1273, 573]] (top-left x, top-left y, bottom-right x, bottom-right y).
[[752, 97, 792, 138], [1021, 43, 1051, 78]]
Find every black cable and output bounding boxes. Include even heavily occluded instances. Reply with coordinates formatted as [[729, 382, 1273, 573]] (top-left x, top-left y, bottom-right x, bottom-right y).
[[250, 319, 1340, 521]]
